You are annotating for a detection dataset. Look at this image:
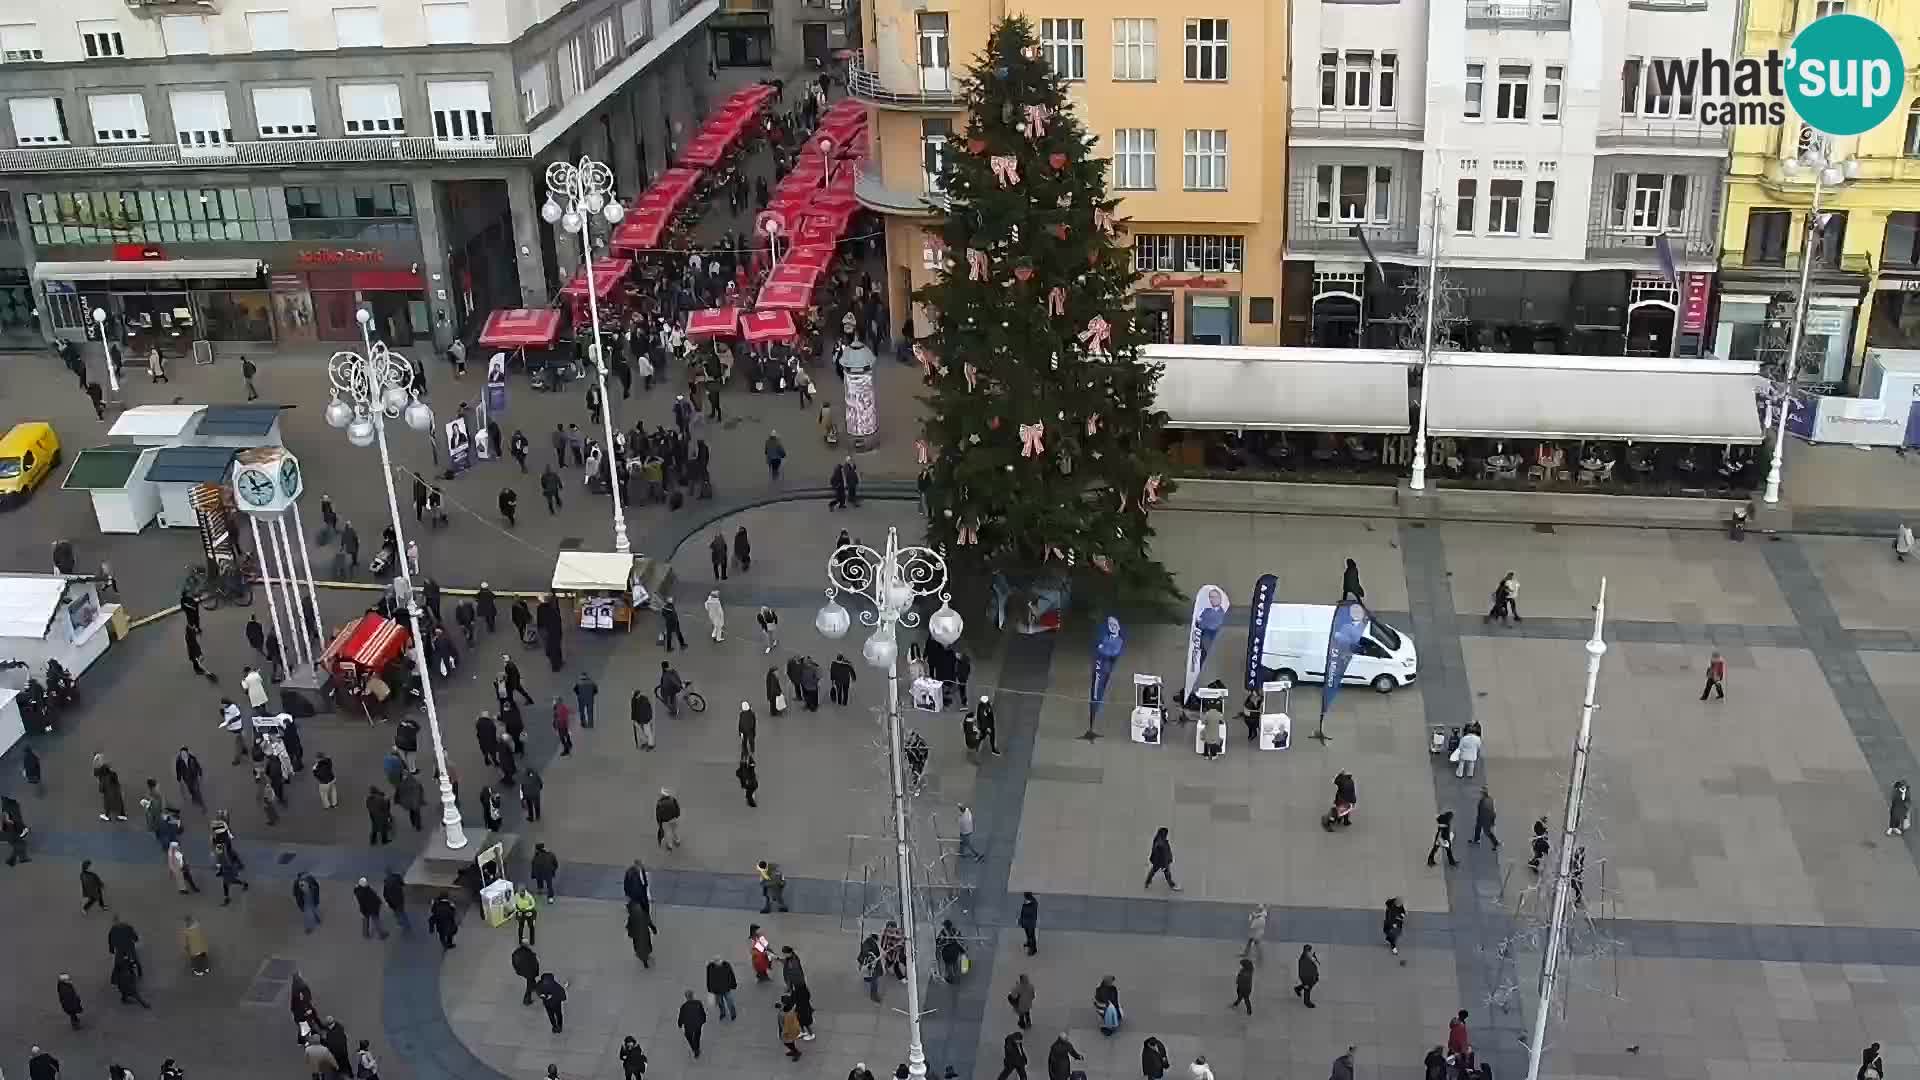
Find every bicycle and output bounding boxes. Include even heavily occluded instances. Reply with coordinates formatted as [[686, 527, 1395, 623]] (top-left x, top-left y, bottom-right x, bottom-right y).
[[181, 562, 255, 611], [655, 680, 708, 714]]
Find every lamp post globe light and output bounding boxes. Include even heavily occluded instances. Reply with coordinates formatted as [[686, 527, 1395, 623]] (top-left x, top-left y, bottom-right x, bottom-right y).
[[91, 306, 121, 396], [1762, 146, 1859, 505], [544, 155, 632, 554], [817, 134, 838, 188], [325, 307, 466, 852], [816, 527, 964, 1080]]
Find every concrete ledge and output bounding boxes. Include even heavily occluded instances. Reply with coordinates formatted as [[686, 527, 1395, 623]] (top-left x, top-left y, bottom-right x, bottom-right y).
[[1166, 476, 1746, 530]]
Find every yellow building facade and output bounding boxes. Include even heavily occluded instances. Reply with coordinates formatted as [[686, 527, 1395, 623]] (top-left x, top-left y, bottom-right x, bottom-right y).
[[849, 0, 1289, 346], [1718, 0, 1920, 389]]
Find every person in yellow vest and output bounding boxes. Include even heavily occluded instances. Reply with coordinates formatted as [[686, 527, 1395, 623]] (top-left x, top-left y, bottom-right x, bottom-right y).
[[513, 886, 539, 946]]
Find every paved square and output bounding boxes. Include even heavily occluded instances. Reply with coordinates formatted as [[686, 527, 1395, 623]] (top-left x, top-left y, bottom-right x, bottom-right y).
[[1800, 534, 1920, 632]]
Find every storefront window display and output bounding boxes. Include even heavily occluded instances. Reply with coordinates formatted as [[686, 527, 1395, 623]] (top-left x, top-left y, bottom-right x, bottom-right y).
[[25, 182, 415, 246]]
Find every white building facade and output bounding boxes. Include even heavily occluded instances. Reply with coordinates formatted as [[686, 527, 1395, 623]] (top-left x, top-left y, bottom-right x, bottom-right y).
[[1284, 0, 1737, 357]]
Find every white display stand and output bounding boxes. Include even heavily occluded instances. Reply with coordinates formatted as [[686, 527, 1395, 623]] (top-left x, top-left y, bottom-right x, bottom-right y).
[[0, 688, 24, 759], [1193, 685, 1228, 757], [1258, 679, 1292, 751], [911, 676, 943, 712], [480, 879, 515, 928], [1130, 674, 1164, 745]]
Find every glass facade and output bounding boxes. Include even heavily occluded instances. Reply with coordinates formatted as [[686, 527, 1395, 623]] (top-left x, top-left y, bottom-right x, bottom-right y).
[[24, 183, 417, 245]]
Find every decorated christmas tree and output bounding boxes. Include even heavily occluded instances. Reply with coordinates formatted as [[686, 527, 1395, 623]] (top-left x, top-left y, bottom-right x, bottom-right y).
[[914, 16, 1175, 601]]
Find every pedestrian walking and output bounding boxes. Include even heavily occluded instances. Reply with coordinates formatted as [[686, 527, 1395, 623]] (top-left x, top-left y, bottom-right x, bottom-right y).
[[1427, 811, 1459, 867], [1485, 572, 1520, 624], [998, 1032, 1029, 1080], [1144, 827, 1180, 890], [957, 803, 986, 861], [1046, 1034, 1083, 1080], [167, 841, 201, 894], [313, 752, 339, 808], [521, 768, 544, 820], [111, 952, 151, 1009], [573, 672, 598, 728], [631, 690, 656, 752], [107, 915, 141, 976], [181, 915, 211, 976], [751, 923, 775, 982], [1244, 903, 1268, 964], [354, 878, 390, 939], [185, 624, 217, 681], [1019, 892, 1039, 955], [27, 1047, 60, 1080], [1384, 897, 1407, 956], [677, 989, 708, 1057], [56, 973, 84, 1029], [292, 870, 322, 931], [94, 755, 128, 820], [1469, 787, 1500, 847], [704, 590, 726, 643], [382, 870, 411, 934], [656, 788, 681, 849], [514, 886, 539, 945], [1890, 779, 1911, 836], [757, 859, 788, 912], [764, 431, 785, 480], [734, 525, 752, 571], [81, 860, 108, 912], [497, 488, 518, 528], [530, 842, 559, 901], [1529, 817, 1551, 872], [540, 466, 563, 513], [366, 787, 394, 844], [174, 746, 205, 809], [977, 696, 1000, 755], [1861, 1042, 1885, 1080], [1292, 944, 1320, 1008], [214, 847, 248, 904], [707, 955, 739, 1020], [625, 898, 655, 966], [536, 972, 568, 1033], [1330, 1047, 1357, 1080], [1701, 650, 1727, 700], [1142, 1037, 1171, 1080], [778, 995, 804, 1059], [658, 597, 688, 651], [619, 1037, 647, 1080], [394, 772, 425, 831], [241, 355, 260, 400], [1897, 525, 1914, 562], [1093, 975, 1122, 1034], [736, 752, 759, 808], [1228, 956, 1256, 1015], [709, 533, 729, 580], [1453, 725, 1482, 778], [429, 892, 459, 948], [1008, 971, 1036, 1029], [551, 699, 574, 756], [510, 941, 542, 1005]]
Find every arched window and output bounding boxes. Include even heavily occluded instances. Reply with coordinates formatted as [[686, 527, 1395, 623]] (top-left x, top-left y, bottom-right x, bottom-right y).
[[1906, 101, 1920, 158]]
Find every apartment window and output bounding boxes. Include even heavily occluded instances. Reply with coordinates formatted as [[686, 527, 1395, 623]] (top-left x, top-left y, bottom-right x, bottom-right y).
[[1884, 212, 1920, 270], [1344, 51, 1373, 107], [160, 15, 210, 54], [87, 93, 148, 143], [1905, 102, 1920, 157], [339, 83, 403, 134], [1624, 56, 1694, 117], [1455, 179, 1476, 232], [10, 98, 67, 144], [1531, 179, 1555, 235], [78, 21, 125, 58], [591, 17, 618, 66], [1815, 0, 1845, 16], [246, 11, 291, 50], [0, 24, 44, 62], [1619, 58, 1640, 114], [423, 3, 472, 44], [620, 0, 649, 44], [252, 86, 317, 138], [917, 13, 950, 94], [1183, 128, 1228, 190], [169, 90, 233, 152], [333, 7, 382, 48], [558, 38, 586, 102], [1496, 64, 1529, 120], [1184, 19, 1228, 81], [1312, 164, 1392, 224], [1465, 63, 1484, 119], [921, 118, 951, 194], [427, 80, 493, 143], [1180, 235, 1244, 272], [1380, 53, 1397, 108], [1610, 173, 1688, 231], [1113, 128, 1156, 190], [1134, 233, 1176, 271], [1112, 19, 1156, 81], [1486, 179, 1522, 234], [1040, 19, 1084, 81], [1812, 210, 1846, 268], [1745, 208, 1790, 265], [1319, 51, 1337, 107], [1543, 65, 1562, 122], [519, 61, 551, 121]]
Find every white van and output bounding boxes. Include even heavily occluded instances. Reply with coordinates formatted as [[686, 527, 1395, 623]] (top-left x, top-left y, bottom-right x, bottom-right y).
[[1252, 604, 1418, 693]]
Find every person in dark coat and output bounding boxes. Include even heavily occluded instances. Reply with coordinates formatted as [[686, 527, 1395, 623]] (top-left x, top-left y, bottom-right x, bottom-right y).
[[1384, 897, 1407, 955], [94, 758, 127, 821], [1292, 944, 1319, 1008], [1045, 1034, 1083, 1080], [627, 900, 654, 966], [1231, 956, 1255, 1014], [512, 942, 541, 1004], [475, 714, 498, 767], [735, 753, 759, 808], [56, 974, 84, 1028], [428, 891, 459, 949], [530, 843, 559, 901], [81, 861, 109, 912], [709, 533, 729, 580], [829, 655, 856, 706], [512, 598, 534, 642], [999, 1031, 1029, 1080], [619, 1037, 647, 1080], [476, 583, 498, 633], [382, 871, 411, 934], [366, 787, 394, 845], [623, 861, 654, 926], [1471, 788, 1499, 848], [1427, 810, 1459, 867], [1342, 559, 1364, 602], [734, 526, 752, 571], [1141, 1037, 1171, 1080], [107, 917, 140, 972], [798, 657, 821, 711], [111, 954, 149, 1008], [1145, 827, 1179, 890], [677, 989, 708, 1057]]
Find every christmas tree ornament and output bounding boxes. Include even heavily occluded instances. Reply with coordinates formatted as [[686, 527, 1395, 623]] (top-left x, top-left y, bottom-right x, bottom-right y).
[[1046, 287, 1066, 316], [1048, 152, 1068, 171], [1057, 194, 1074, 209], [1015, 122, 1027, 133], [1092, 554, 1114, 574], [913, 343, 939, 377], [1023, 104, 1052, 136], [969, 433, 981, 444], [962, 362, 979, 392], [956, 523, 979, 545], [1094, 208, 1116, 235], [990, 156, 1021, 186], [1143, 474, 1164, 505], [1019, 422, 1046, 457], [915, 439, 931, 465], [1013, 266, 1034, 283], [942, 508, 954, 517], [1051, 224, 1069, 240], [966, 248, 988, 280], [1086, 414, 1102, 436], [1079, 315, 1113, 354]]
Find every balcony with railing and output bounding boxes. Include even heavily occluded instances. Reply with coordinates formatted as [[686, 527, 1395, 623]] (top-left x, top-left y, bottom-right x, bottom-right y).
[[854, 161, 950, 216], [1720, 248, 1874, 276], [1288, 108, 1423, 141], [0, 135, 532, 174], [1585, 225, 1716, 262], [846, 50, 962, 110], [1290, 219, 1418, 255], [1465, 0, 1571, 30], [1594, 121, 1729, 151]]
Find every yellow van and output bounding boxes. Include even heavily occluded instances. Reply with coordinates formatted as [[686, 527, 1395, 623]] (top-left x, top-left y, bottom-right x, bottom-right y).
[[0, 422, 61, 507]]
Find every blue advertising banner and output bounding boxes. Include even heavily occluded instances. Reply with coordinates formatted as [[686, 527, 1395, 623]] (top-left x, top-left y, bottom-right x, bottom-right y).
[[1320, 600, 1371, 721], [1244, 574, 1279, 691]]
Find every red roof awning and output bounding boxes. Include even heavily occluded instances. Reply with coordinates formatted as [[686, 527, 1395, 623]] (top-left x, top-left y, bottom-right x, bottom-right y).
[[322, 613, 410, 672], [741, 308, 798, 342], [680, 135, 726, 167], [558, 257, 633, 299], [685, 307, 740, 338], [794, 217, 841, 248], [478, 308, 563, 349], [784, 244, 831, 272], [609, 210, 668, 254], [755, 281, 814, 311]]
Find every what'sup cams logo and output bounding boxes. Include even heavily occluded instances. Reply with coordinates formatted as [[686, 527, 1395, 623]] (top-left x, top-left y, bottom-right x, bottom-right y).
[[1651, 13, 1905, 136]]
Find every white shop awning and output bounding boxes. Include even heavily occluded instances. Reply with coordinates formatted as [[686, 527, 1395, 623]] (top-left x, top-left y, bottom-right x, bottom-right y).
[[32, 258, 264, 282], [1147, 345, 1416, 433], [0, 574, 70, 640], [1424, 353, 1766, 444], [551, 551, 635, 593]]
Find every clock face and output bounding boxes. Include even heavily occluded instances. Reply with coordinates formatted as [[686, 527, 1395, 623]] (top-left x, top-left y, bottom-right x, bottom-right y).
[[238, 470, 276, 507], [279, 456, 301, 497]]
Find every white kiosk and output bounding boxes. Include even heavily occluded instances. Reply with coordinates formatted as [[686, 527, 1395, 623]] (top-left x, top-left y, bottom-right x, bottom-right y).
[[1194, 685, 1229, 758], [1130, 673, 1164, 745], [1257, 679, 1292, 751]]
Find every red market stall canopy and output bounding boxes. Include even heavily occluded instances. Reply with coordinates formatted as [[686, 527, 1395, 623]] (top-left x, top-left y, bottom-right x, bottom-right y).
[[821, 99, 862, 124], [741, 308, 798, 343], [609, 208, 669, 254], [726, 84, 776, 110], [767, 263, 822, 290], [783, 244, 832, 273], [558, 257, 634, 300], [809, 193, 861, 222], [794, 217, 841, 249], [638, 168, 701, 215], [685, 307, 740, 338], [321, 613, 410, 674], [478, 308, 563, 349], [680, 133, 728, 168], [756, 281, 814, 311]]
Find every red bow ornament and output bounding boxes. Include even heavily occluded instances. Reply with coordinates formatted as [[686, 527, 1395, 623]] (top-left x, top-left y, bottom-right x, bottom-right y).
[[966, 248, 988, 281], [1019, 422, 1045, 457], [1079, 316, 1112, 355], [1046, 287, 1067, 316], [990, 156, 1021, 186]]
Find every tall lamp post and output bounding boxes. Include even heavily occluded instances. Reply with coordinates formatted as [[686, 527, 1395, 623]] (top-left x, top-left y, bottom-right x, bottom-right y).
[[1408, 188, 1445, 492], [1762, 146, 1858, 505], [90, 307, 121, 398], [815, 527, 966, 1080], [817, 135, 839, 189], [324, 308, 466, 852], [542, 156, 633, 554]]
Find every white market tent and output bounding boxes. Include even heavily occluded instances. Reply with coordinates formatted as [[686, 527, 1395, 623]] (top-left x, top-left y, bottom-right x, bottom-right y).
[[551, 551, 636, 593], [62, 446, 161, 534], [108, 404, 206, 446], [0, 573, 112, 678]]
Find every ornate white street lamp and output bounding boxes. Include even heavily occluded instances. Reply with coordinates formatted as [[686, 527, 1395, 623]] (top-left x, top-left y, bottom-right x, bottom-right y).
[[91, 307, 121, 397], [817, 134, 839, 189], [324, 307, 466, 852], [1762, 146, 1858, 505], [1409, 189, 1444, 492], [543, 155, 632, 553], [815, 527, 965, 1080]]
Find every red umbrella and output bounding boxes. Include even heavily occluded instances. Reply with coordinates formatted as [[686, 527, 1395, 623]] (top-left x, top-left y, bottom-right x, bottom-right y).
[[756, 282, 814, 311], [767, 263, 822, 290], [609, 209, 668, 254], [685, 307, 740, 338], [478, 308, 562, 349], [680, 135, 726, 168], [740, 309, 798, 343], [784, 244, 831, 272], [794, 217, 840, 248]]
